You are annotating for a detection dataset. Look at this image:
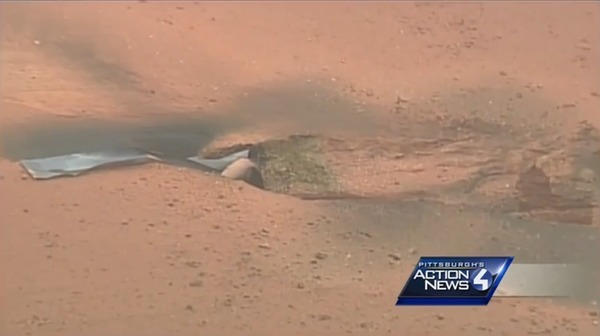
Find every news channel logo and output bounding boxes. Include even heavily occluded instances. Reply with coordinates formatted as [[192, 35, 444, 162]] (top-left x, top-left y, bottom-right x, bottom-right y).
[[396, 256, 514, 306]]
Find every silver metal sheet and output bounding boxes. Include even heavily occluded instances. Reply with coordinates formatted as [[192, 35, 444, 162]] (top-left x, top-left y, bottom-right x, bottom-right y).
[[20, 148, 159, 179], [19, 148, 250, 180]]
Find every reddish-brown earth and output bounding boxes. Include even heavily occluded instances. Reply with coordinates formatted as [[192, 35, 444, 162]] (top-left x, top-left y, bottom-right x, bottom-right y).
[[1, 2, 599, 336]]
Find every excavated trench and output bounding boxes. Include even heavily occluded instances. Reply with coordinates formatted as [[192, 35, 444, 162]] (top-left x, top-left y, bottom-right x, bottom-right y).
[[202, 129, 599, 228]]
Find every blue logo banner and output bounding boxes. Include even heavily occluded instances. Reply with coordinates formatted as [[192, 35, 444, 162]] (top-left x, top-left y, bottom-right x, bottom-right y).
[[396, 256, 514, 306]]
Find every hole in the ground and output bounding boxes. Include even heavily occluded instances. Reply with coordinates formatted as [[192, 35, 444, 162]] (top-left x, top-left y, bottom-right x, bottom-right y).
[[203, 134, 344, 198]]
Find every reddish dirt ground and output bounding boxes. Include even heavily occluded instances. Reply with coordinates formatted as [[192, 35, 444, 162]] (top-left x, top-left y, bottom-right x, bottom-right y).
[[1, 2, 599, 336]]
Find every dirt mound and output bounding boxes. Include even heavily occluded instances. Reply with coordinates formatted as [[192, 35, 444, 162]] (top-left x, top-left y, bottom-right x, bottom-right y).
[[204, 134, 340, 197]]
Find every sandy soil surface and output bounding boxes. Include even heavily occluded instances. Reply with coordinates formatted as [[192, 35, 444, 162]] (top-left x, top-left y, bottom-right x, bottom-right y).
[[1, 2, 599, 336]]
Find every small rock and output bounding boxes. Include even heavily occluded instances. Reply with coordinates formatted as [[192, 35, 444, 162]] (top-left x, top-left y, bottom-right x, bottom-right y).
[[408, 248, 417, 255], [388, 253, 402, 261], [317, 314, 332, 321], [359, 321, 374, 329], [258, 242, 271, 250], [578, 41, 591, 51], [559, 103, 577, 109], [315, 252, 328, 260], [189, 280, 203, 287], [396, 96, 410, 104]]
